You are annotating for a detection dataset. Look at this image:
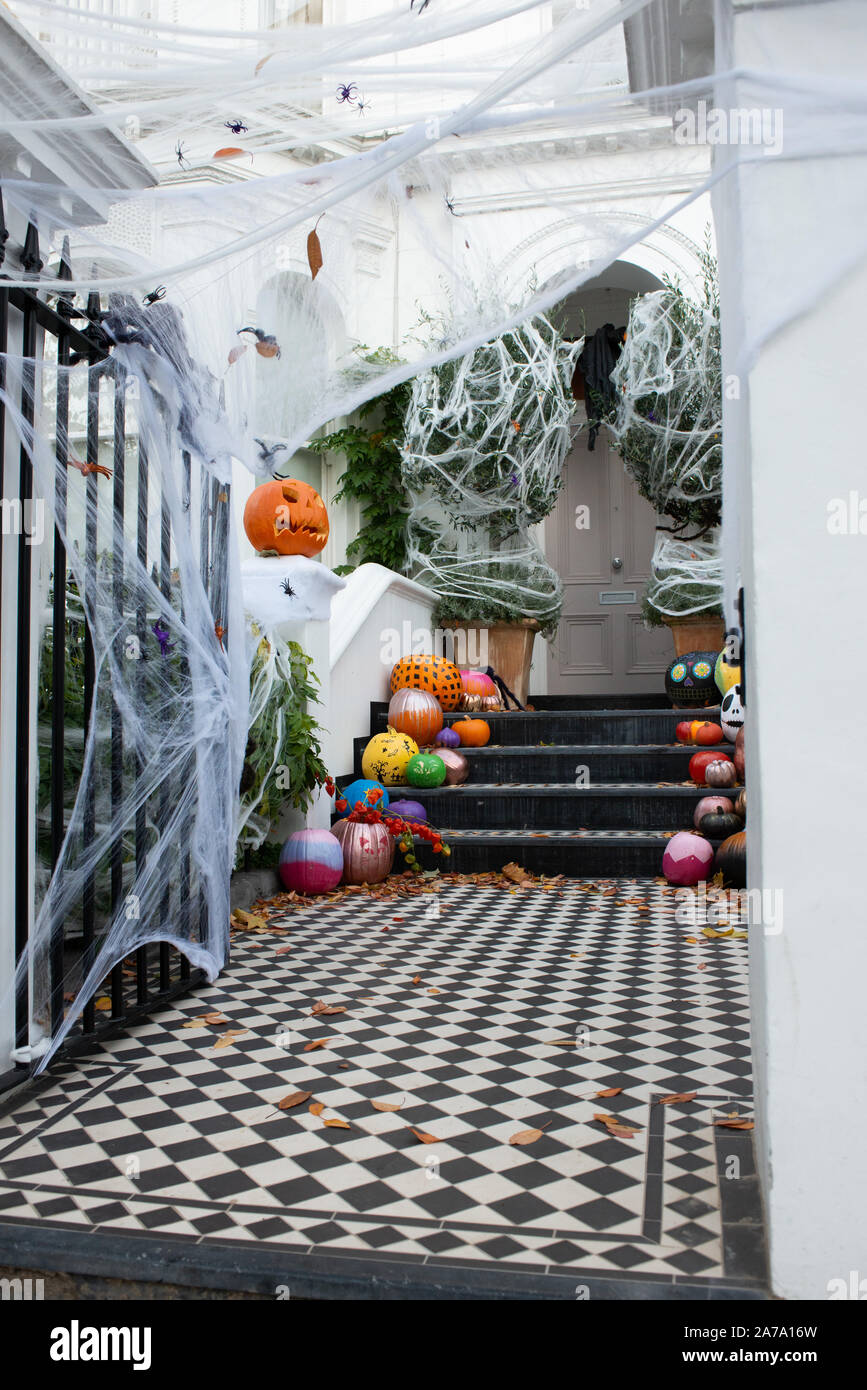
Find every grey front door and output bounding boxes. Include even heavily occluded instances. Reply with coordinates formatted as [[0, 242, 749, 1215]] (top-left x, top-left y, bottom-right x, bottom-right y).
[[545, 429, 672, 696]]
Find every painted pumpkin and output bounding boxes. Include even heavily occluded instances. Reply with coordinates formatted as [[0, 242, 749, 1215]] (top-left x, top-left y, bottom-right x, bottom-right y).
[[385, 799, 427, 822], [676, 721, 694, 744], [720, 685, 744, 741], [689, 750, 724, 786], [704, 757, 737, 788], [662, 831, 714, 886], [332, 818, 395, 885], [460, 670, 496, 697], [456, 717, 490, 747], [715, 830, 747, 888], [714, 650, 741, 697], [693, 721, 723, 746], [479, 695, 501, 712], [698, 810, 744, 839], [335, 779, 389, 817], [436, 748, 469, 785], [361, 727, 419, 785], [733, 727, 745, 781], [278, 829, 343, 895], [243, 478, 329, 557], [734, 789, 746, 819], [387, 688, 443, 746], [433, 726, 461, 749], [389, 654, 463, 711], [405, 753, 447, 788], [665, 650, 719, 707], [693, 795, 734, 829]]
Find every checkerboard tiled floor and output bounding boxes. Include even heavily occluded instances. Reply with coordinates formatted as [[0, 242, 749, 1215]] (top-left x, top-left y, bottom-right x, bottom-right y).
[[0, 881, 764, 1294]]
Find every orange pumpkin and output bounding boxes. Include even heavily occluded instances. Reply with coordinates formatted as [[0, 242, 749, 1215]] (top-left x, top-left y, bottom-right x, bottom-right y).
[[389, 654, 463, 712], [243, 478, 329, 557], [456, 716, 490, 747], [692, 721, 723, 746], [387, 688, 443, 746]]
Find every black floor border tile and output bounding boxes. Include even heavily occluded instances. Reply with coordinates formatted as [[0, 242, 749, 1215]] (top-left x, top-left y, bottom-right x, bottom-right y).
[[0, 1220, 768, 1301]]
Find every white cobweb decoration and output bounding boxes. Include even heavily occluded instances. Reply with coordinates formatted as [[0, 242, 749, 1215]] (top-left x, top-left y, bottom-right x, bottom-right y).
[[608, 272, 724, 618], [402, 313, 580, 635]]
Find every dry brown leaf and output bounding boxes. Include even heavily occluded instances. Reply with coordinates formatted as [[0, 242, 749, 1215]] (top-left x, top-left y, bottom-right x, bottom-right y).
[[715, 1117, 754, 1130], [607, 1124, 642, 1139], [303, 1038, 333, 1051], [254, 51, 274, 75], [411, 974, 422, 985], [307, 226, 323, 280], [697, 962, 708, 971], [323, 1118, 350, 1129], [277, 1090, 311, 1111], [309, 1102, 325, 1116], [596, 1087, 623, 1098], [658, 1092, 697, 1105], [547, 1038, 577, 1047], [214, 1029, 247, 1050], [94, 998, 112, 1012], [312, 1001, 346, 1016], [509, 1128, 545, 1146], [684, 936, 699, 944], [502, 862, 533, 885], [428, 988, 440, 995], [275, 945, 291, 956], [371, 1099, 403, 1113], [409, 1128, 442, 1145], [593, 1112, 619, 1126]]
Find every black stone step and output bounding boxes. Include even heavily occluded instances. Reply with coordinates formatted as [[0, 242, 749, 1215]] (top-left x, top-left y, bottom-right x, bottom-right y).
[[351, 740, 734, 784], [527, 692, 672, 709], [379, 782, 735, 831], [409, 829, 676, 877], [368, 705, 720, 747]]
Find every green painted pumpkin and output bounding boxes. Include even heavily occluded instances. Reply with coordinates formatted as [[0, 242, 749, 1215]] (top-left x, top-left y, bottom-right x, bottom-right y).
[[405, 753, 447, 788]]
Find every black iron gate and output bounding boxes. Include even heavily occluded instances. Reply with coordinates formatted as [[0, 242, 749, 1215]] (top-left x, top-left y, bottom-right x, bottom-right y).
[[0, 207, 229, 1092]]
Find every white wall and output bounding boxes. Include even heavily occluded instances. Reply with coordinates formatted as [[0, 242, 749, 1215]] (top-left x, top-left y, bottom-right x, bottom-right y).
[[718, 0, 867, 1302]]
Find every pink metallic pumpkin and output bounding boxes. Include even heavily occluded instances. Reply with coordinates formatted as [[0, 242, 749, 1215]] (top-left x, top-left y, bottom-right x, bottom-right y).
[[662, 831, 714, 886], [331, 818, 395, 885], [693, 795, 735, 830], [704, 757, 737, 789], [460, 670, 496, 697], [436, 748, 469, 785], [387, 687, 443, 746]]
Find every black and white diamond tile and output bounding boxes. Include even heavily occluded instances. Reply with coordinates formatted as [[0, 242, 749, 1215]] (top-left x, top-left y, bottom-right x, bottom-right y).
[[0, 881, 759, 1285]]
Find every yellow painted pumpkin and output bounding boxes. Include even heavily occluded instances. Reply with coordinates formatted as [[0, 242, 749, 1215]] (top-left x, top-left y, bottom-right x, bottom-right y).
[[243, 478, 329, 556], [389, 654, 463, 712], [361, 727, 420, 785]]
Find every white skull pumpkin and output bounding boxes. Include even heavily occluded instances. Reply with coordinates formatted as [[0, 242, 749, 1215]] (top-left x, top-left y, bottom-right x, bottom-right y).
[[720, 685, 744, 741]]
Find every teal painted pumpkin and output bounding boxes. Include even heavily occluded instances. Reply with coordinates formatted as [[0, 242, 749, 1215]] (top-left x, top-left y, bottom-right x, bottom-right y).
[[405, 753, 447, 788]]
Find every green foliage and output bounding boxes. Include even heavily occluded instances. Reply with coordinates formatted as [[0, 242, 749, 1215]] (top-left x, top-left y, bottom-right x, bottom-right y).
[[641, 584, 723, 628], [310, 348, 413, 573], [431, 558, 561, 640]]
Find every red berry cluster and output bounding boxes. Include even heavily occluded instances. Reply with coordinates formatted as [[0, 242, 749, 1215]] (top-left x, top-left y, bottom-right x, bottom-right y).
[[343, 804, 451, 872]]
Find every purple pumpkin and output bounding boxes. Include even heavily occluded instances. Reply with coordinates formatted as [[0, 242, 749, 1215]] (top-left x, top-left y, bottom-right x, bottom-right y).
[[386, 799, 428, 822], [279, 829, 343, 895], [662, 831, 714, 886], [434, 725, 461, 749]]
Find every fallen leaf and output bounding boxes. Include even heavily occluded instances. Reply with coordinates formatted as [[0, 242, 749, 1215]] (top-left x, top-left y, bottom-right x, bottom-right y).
[[255, 51, 274, 75], [409, 1128, 442, 1145], [94, 998, 112, 1012], [307, 225, 323, 280], [277, 1090, 311, 1111], [371, 1099, 403, 1113], [428, 988, 439, 995], [715, 1117, 754, 1130], [697, 962, 708, 971], [303, 1038, 333, 1051], [311, 1000, 346, 1016], [309, 1102, 325, 1116], [502, 861, 533, 885], [569, 952, 585, 959], [214, 1029, 248, 1050], [275, 945, 292, 956], [658, 1092, 697, 1106], [596, 1087, 623, 1098], [509, 1128, 546, 1146], [607, 1124, 642, 1139], [323, 1118, 350, 1129], [411, 975, 421, 985], [546, 1038, 577, 1047], [684, 936, 699, 944]]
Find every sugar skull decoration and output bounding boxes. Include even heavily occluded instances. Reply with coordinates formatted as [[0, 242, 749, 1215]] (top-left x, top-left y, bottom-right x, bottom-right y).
[[243, 478, 329, 557], [720, 685, 745, 741], [664, 650, 718, 708]]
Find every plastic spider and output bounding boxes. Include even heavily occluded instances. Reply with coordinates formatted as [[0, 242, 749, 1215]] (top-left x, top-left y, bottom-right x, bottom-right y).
[[224, 118, 248, 134], [411, 0, 431, 12], [336, 82, 358, 105], [279, 578, 296, 597], [254, 437, 288, 465], [355, 94, 372, 116], [445, 195, 457, 215], [143, 285, 166, 306], [175, 140, 189, 169]]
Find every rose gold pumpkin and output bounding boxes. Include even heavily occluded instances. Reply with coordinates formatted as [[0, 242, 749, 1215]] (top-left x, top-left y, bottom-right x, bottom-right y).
[[704, 758, 737, 789], [387, 688, 444, 746], [436, 748, 469, 785], [331, 818, 395, 885]]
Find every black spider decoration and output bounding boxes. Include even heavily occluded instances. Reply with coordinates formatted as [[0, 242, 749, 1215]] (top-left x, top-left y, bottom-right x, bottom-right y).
[[355, 94, 372, 116], [175, 140, 189, 169], [411, 0, 431, 12], [143, 285, 166, 306], [254, 437, 288, 466], [336, 83, 358, 105], [279, 578, 296, 597], [224, 118, 248, 134], [445, 195, 457, 216]]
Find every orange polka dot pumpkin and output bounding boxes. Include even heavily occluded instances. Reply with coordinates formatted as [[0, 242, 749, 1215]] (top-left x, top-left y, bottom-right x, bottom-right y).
[[389, 655, 463, 712]]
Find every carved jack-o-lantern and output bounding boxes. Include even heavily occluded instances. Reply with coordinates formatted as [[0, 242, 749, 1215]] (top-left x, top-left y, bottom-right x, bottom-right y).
[[243, 478, 329, 557]]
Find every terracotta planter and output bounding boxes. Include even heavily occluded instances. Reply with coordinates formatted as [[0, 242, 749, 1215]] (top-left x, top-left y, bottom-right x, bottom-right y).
[[668, 615, 725, 658], [442, 620, 539, 707]]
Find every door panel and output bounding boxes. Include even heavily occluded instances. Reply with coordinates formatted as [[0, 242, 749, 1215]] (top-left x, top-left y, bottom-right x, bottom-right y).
[[546, 432, 672, 695]]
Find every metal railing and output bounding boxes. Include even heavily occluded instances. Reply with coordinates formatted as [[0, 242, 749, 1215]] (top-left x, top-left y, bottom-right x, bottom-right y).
[[0, 201, 228, 1090]]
